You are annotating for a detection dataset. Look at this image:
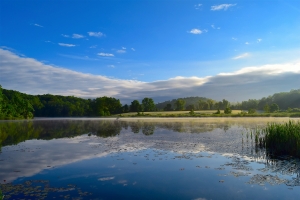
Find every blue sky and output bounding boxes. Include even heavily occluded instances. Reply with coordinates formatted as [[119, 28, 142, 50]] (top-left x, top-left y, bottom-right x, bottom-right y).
[[0, 0, 300, 103]]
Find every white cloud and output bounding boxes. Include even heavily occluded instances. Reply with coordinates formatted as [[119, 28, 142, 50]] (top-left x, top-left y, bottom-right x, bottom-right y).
[[90, 45, 97, 48], [257, 39, 262, 43], [72, 34, 84, 39], [108, 65, 115, 68], [122, 47, 126, 50], [189, 29, 203, 34], [58, 43, 76, 47], [1, 48, 299, 103], [117, 50, 126, 53], [245, 42, 250, 45], [232, 53, 250, 60], [131, 48, 135, 51], [98, 52, 114, 57], [61, 34, 70, 38], [232, 37, 237, 40], [33, 23, 43, 27], [211, 25, 220, 29], [211, 4, 236, 11], [88, 32, 105, 37], [194, 4, 202, 9]]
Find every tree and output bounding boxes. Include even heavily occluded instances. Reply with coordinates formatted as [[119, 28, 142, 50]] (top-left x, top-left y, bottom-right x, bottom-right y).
[[264, 103, 270, 113], [207, 99, 215, 110], [175, 99, 185, 111], [224, 107, 232, 114], [270, 103, 279, 113], [186, 104, 194, 111], [142, 97, 155, 112], [164, 104, 173, 111], [122, 104, 129, 113], [130, 100, 141, 112]]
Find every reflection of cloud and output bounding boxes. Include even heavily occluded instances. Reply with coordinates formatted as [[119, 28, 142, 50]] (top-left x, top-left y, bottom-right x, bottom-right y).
[[0, 48, 300, 103], [98, 177, 115, 181]]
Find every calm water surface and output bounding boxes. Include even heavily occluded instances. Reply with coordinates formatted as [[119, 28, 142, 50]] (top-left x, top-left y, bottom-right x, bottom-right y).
[[0, 118, 300, 199]]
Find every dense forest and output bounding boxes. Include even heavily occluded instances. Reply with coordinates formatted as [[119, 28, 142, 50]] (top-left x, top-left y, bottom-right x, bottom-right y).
[[0, 85, 300, 119]]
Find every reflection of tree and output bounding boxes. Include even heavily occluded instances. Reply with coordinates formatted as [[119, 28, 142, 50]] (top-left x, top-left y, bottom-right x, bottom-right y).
[[95, 121, 122, 138], [0, 120, 124, 147], [142, 124, 155, 136], [130, 122, 141, 134]]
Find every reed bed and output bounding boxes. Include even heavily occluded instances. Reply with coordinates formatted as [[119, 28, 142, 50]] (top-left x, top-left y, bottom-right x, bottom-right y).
[[254, 121, 300, 157]]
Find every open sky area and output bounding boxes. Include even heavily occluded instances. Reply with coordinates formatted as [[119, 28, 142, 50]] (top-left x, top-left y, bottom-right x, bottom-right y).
[[1, 0, 300, 103]]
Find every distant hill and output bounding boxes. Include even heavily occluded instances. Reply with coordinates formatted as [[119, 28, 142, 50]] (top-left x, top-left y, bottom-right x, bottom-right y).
[[156, 96, 212, 110]]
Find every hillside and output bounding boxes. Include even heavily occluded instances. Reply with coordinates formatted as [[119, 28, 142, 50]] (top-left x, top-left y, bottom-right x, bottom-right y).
[[156, 96, 212, 110]]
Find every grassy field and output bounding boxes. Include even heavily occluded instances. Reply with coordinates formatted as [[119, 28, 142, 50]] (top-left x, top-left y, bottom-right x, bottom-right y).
[[113, 110, 300, 118]]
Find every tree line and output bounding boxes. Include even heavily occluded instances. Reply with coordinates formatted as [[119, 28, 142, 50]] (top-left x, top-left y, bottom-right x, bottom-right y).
[[0, 86, 156, 119], [1, 85, 300, 119]]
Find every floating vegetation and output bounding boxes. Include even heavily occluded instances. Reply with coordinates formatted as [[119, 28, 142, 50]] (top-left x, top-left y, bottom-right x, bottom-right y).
[[0, 180, 91, 200], [252, 121, 300, 157]]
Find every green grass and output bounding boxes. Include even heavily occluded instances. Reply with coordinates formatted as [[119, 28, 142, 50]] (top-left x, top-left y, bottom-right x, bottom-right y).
[[254, 120, 300, 157], [115, 111, 300, 118]]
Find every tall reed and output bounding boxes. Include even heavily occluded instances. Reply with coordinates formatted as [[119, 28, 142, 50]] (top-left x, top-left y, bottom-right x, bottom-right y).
[[256, 121, 300, 157]]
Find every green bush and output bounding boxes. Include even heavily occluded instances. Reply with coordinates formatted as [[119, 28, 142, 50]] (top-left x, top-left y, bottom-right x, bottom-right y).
[[224, 107, 232, 114]]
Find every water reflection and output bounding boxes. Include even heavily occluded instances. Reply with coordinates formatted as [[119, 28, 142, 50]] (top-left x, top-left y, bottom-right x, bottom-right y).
[[0, 118, 300, 199]]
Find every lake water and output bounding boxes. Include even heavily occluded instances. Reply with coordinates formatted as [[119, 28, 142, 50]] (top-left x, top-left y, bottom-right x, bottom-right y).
[[0, 118, 300, 199]]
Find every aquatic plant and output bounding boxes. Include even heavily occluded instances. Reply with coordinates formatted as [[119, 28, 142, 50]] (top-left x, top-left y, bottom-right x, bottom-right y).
[[255, 121, 300, 157]]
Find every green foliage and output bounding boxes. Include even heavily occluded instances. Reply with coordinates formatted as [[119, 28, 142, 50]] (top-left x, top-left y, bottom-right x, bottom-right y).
[[0, 189, 3, 200], [1, 87, 34, 119], [130, 100, 141, 112], [248, 108, 256, 114], [175, 99, 185, 111], [156, 96, 210, 110], [224, 107, 232, 114], [214, 109, 221, 114], [264, 104, 270, 113], [189, 109, 195, 115], [186, 104, 194, 111], [256, 121, 300, 157], [142, 97, 156, 112], [164, 103, 173, 111], [270, 103, 279, 113]]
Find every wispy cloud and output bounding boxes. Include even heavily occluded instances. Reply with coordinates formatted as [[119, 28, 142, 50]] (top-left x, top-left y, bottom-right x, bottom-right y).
[[232, 37, 237, 40], [189, 29, 203, 34], [98, 52, 114, 57], [194, 4, 202, 9], [232, 53, 250, 60], [90, 45, 97, 48], [117, 50, 126, 53], [1, 48, 299, 103], [61, 34, 70, 38], [33, 23, 43, 27], [245, 42, 250, 45], [108, 65, 115, 68], [211, 24, 220, 29], [211, 4, 236, 11], [257, 38, 262, 43], [88, 32, 105, 37], [72, 34, 84, 39], [58, 43, 76, 47], [131, 48, 135, 51]]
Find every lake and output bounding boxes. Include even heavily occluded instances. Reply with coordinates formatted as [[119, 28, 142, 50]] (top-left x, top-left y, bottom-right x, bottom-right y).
[[0, 118, 300, 199]]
